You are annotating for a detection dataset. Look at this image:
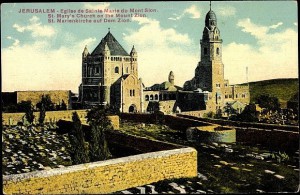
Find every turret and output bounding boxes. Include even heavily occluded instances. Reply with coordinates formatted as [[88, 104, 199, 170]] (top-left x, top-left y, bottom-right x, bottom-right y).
[[168, 71, 174, 85], [130, 45, 137, 57], [103, 42, 111, 57], [82, 45, 89, 58]]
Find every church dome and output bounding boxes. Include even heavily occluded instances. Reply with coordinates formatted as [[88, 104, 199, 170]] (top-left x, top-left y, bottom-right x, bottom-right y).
[[205, 10, 217, 28]]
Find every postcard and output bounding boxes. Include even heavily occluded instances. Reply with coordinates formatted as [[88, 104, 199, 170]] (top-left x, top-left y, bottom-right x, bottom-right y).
[[1, 1, 299, 194]]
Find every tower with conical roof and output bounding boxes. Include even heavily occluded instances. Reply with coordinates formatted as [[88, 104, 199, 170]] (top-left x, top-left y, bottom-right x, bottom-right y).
[[79, 29, 142, 112]]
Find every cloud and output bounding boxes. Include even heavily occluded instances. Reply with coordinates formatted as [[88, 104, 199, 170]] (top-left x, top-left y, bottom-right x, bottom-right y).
[[83, 2, 110, 10], [237, 18, 268, 39], [12, 16, 56, 37], [6, 36, 20, 48], [185, 5, 201, 19], [168, 5, 200, 20], [269, 22, 283, 29], [222, 19, 298, 84], [124, 17, 197, 87], [216, 5, 236, 17], [3, 18, 97, 92]]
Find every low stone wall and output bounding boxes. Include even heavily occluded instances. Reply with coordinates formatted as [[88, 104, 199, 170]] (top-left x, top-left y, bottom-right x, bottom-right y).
[[120, 113, 212, 132], [177, 114, 299, 151], [2, 110, 119, 130], [187, 126, 236, 143], [177, 114, 299, 132], [236, 127, 299, 152], [3, 127, 197, 194]]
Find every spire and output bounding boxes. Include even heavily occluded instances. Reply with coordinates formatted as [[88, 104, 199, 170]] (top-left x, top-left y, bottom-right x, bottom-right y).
[[210, 1, 211, 11], [82, 45, 89, 57], [108, 27, 110, 33], [103, 42, 110, 56], [130, 45, 137, 56], [168, 71, 174, 85]]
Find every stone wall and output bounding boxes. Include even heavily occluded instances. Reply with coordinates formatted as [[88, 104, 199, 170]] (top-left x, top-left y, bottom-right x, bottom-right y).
[[159, 100, 176, 114], [16, 90, 72, 109], [2, 110, 119, 130], [177, 114, 299, 151], [3, 128, 197, 194], [177, 114, 299, 132], [119, 113, 212, 131], [236, 127, 299, 152]]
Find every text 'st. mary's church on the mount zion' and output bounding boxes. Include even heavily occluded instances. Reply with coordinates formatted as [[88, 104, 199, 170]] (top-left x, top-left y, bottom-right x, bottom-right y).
[[79, 5, 250, 115]]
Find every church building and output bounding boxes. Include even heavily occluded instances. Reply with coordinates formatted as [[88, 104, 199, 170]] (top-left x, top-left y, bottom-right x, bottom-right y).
[[79, 30, 143, 113], [78, 4, 250, 116]]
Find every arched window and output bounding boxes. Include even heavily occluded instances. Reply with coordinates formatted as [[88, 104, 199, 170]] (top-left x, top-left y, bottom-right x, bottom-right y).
[[150, 95, 154, 100], [204, 48, 208, 55], [126, 67, 129, 73], [216, 48, 220, 55], [115, 66, 119, 73], [155, 94, 158, 100], [145, 95, 149, 101]]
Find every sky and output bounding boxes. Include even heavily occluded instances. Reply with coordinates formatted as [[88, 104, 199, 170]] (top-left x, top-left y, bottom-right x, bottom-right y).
[[1, 1, 298, 93]]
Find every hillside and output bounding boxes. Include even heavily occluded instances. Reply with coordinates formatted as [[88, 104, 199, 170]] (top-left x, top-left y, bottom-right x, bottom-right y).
[[247, 78, 299, 107]]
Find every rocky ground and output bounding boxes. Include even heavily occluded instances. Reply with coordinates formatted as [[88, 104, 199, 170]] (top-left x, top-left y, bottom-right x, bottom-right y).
[[2, 121, 299, 193], [2, 125, 71, 175]]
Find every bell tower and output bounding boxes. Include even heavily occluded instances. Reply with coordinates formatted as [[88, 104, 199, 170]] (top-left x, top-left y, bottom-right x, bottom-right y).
[[194, 3, 224, 93], [193, 3, 225, 112]]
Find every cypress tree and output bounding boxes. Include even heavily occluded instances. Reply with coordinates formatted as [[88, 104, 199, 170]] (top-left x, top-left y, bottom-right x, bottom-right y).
[[25, 103, 35, 125], [38, 104, 46, 126], [86, 106, 112, 162], [69, 112, 89, 164]]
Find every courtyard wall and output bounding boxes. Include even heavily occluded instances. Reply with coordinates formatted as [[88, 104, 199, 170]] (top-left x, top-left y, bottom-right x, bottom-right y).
[[3, 125, 197, 194]]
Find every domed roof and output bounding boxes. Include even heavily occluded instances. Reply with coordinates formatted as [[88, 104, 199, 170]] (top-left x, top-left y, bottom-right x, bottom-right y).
[[205, 10, 217, 28], [206, 10, 217, 21]]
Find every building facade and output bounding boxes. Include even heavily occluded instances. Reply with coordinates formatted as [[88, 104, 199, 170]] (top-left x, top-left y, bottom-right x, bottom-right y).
[[79, 30, 142, 112], [183, 7, 250, 114]]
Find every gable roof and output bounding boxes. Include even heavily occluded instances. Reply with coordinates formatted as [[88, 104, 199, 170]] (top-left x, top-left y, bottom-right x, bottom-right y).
[[91, 32, 129, 56]]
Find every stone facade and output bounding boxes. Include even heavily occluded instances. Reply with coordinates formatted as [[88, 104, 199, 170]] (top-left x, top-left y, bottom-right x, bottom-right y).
[[2, 110, 120, 130], [2, 90, 72, 109], [79, 31, 142, 113]]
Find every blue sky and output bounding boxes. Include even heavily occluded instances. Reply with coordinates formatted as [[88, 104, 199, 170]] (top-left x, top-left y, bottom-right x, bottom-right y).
[[1, 1, 298, 93]]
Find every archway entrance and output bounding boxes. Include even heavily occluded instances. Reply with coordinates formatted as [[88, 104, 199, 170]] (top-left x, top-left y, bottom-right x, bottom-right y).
[[129, 104, 137, 113]]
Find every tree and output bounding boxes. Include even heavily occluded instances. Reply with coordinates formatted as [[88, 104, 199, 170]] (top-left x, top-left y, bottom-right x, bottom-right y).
[[36, 95, 55, 111], [39, 104, 46, 126], [25, 103, 35, 125], [68, 112, 89, 164], [60, 100, 67, 110], [256, 95, 280, 113], [86, 105, 112, 162], [223, 102, 237, 119], [17, 101, 33, 112], [236, 103, 259, 122]]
